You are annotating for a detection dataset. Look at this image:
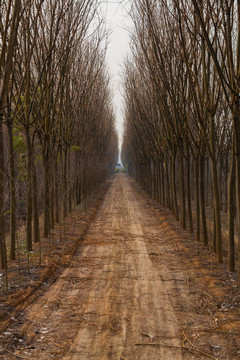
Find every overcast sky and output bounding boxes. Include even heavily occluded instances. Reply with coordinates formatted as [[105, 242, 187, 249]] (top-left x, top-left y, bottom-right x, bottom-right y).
[[102, 1, 132, 152]]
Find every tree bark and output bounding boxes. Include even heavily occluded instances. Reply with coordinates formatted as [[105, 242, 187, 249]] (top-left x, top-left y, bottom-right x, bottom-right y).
[[194, 156, 200, 241], [211, 158, 222, 262], [43, 139, 50, 237], [210, 115, 222, 262], [179, 145, 186, 229], [49, 151, 55, 229], [32, 157, 40, 243], [55, 156, 59, 223], [233, 116, 240, 278], [171, 151, 179, 220], [0, 118, 7, 269], [228, 150, 235, 272], [186, 147, 193, 234], [63, 147, 69, 218], [7, 111, 16, 259], [161, 161, 165, 206], [25, 126, 33, 251], [199, 155, 208, 245]]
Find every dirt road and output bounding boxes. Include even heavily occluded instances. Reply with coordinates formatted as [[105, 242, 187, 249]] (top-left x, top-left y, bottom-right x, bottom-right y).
[[0, 174, 239, 359]]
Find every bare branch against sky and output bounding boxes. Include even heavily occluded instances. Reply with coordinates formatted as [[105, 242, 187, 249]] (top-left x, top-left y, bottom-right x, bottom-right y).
[[101, 0, 131, 153]]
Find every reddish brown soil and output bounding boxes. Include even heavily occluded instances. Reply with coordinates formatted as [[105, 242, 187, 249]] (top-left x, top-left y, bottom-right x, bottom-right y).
[[0, 174, 239, 359], [0, 181, 110, 334]]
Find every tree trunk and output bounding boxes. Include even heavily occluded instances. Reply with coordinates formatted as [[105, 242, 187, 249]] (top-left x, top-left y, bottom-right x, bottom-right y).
[[228, 150, 235, 272], [199, 155, 208, 245], [210, 115, 222, 262], [206, 157, 209, 207], [179, 146, 186, 229], [194, 156, 200, 241], [233, 116, 240, 278], [0, 116, 7, 269], [213, 208, 216, 253], [32, 157, 40, 243], [49, 151, 55, 229], [7, 116, 16, 259], [165, 157, 171, 209], [151, 161, 155, 200], [161, 161, 165, 206], [224, 154, 228, 213], [63, 147, 68, 218], [186, 147, 193, 234], [219, 154, 223, 211], [171, 152, 179, 220], [68, 149, 72, 213], [43, 140, 50, 237], [211, 158, 222, 262], [55, 157, 59, 223], [25, 126, 33, 251], [157, 161, 160, 203]]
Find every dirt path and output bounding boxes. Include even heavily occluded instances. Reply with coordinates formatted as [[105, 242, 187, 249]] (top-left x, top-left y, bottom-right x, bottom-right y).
[[0, 174, 239, 359]]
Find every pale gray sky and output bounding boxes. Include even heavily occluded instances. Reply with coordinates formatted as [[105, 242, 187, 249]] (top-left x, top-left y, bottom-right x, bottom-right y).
[[102, 1, 131, 151]]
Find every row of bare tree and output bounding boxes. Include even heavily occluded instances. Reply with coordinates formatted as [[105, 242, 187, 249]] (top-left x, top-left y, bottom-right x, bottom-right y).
[[0, 1, 118, 270], [122, 0, 240, 275]]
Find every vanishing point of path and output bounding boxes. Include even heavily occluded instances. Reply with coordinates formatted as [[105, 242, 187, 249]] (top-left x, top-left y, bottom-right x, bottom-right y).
[[1, 174, 240, 359]]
